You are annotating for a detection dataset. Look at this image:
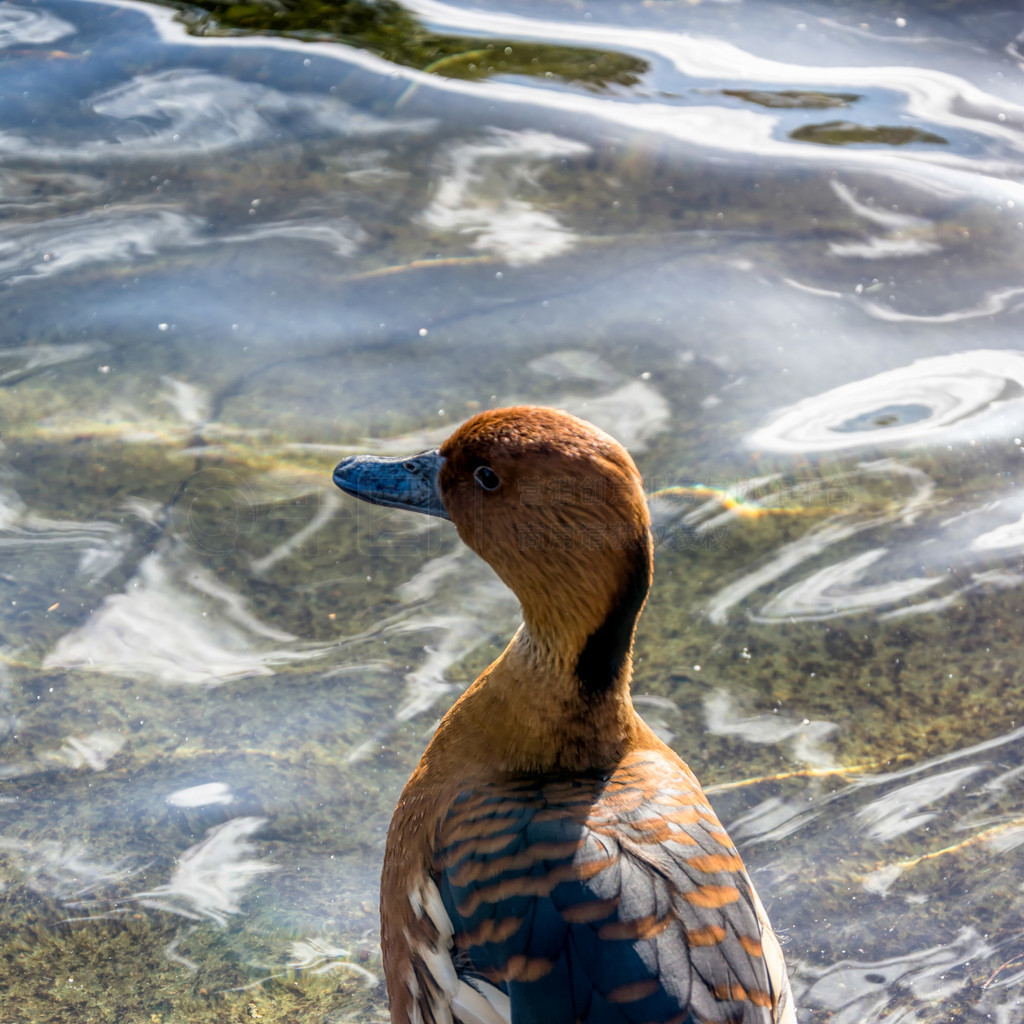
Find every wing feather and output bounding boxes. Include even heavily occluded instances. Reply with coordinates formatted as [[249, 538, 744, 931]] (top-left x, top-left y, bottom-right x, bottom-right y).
[[433, 750, 789, 1024]]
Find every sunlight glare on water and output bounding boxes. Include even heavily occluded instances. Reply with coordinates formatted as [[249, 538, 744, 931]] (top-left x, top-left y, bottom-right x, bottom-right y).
[[1, 0, 1024, 1020]]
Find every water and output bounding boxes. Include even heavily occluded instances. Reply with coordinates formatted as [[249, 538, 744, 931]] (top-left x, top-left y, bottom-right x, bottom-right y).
[[2, 0, 1024, 1019]]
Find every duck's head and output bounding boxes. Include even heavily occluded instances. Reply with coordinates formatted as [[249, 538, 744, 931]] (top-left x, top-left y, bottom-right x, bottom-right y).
[[334, 407, 652, 692]]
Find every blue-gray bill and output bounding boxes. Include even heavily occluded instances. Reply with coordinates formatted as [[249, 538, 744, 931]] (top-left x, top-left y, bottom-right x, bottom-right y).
[[333, 450, 450, 519]]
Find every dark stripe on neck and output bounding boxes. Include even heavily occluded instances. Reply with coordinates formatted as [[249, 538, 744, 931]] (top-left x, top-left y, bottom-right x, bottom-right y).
[[574, 533, 652, 698]]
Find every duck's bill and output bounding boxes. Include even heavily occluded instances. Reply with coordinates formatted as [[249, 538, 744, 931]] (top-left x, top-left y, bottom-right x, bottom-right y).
[[332, 449, 450, 520]]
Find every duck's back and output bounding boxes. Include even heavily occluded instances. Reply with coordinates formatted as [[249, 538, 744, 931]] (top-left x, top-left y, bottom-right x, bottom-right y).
[[386, 745, 793, 1024]]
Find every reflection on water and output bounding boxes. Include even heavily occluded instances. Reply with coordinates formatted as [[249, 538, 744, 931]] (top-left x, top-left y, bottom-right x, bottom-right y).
[[826, 179, 944, 259], [0, 4, 72, 45], [2, 0, 1024, 1020], [128, 817, 275, 926], [44, 544, 331, 685], [421, 129, 589, 263], [748, 350, 1024, 452]]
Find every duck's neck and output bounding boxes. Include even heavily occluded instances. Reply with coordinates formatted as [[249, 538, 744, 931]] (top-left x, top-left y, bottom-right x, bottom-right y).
[[515, 545, 649, 686], [451, 532, 654, 775]]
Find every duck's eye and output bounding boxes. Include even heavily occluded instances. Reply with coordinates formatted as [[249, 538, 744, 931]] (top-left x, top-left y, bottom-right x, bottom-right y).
[[473, 465, 500, 491]]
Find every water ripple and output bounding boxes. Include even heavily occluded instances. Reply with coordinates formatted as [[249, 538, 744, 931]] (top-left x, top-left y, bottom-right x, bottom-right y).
[[748, 350, 1024, 453], [44, 545, 330, 686], [420, 128, 589, 264], [408, 0, 1024, 166], [0, 66, 434, 162], [755, 548, 942, 623], [0, 341, 105, 382], [972, 509, 1024, 552], [801, 927, 994, 1024], [856, 764, 984, 842], [0, 207, 203, 285], [0, 4, 73, 47], [705, 460, 935, 623], [130, 817, 275, 926]]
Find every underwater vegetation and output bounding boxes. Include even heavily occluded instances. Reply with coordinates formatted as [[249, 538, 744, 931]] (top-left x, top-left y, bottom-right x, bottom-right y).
[[168, 0, 649, 89], [3, 0, 1024, 1020], [790, 121, 948, 146]]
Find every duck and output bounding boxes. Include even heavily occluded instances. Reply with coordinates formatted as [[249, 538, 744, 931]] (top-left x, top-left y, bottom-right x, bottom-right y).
[[333, 406, 795, 1024]]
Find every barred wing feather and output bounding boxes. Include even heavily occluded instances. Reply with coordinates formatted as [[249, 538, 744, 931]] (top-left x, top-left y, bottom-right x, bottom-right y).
[[431, 751, 788, 1024]]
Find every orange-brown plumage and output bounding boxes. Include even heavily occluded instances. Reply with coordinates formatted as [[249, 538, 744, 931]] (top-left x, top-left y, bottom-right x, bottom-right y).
[[333, 406, 794, 1024]]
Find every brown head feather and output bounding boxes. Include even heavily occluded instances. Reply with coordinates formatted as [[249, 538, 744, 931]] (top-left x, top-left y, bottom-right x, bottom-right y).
[[437, 406, 653, 692]]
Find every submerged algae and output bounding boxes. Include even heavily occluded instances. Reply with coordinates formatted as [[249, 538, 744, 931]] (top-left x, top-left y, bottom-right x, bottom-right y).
[[0, 906, 386, 1023], [723, 89, 863, 110], [168, 0, 648, 90], [791, 120, 949, 147], [639, 438, 1024, 771]]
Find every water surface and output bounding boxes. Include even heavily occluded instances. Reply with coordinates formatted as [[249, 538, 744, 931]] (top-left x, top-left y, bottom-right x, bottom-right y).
[[2, 0, 1024, 1020]]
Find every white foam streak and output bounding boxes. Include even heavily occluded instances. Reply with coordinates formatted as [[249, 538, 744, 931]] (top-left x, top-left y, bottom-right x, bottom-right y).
[[0, 67, 434, 163], [706, 519, 869, 625], [58, 731, 125, 772], [251, 489, 342, 575], [800, 928, 993, 1024], [749, 350, 1024, 453], [131, 817, 274, 926], [856, 765, 983, 842], [829, 236, 942, 259], [167, 782, 234, 808], [0, 5, 73, 46], [0, 208, 203, 284], [421, 129, 588, 264], [161, 376, 211, 427], [707, 462, 935, 623], [704, 689, 837, 767], [862, 286, 1024, 324], [45, 548, 329, 685], [288, 938, 378, 986], [220, 218, 368, 258], [0, 342, 104, 381], [972, 511, 1024, 552], [0, 836, 132, 899], [754, 548, 941, 622]]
